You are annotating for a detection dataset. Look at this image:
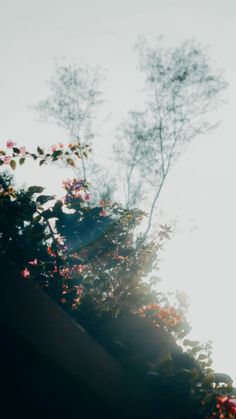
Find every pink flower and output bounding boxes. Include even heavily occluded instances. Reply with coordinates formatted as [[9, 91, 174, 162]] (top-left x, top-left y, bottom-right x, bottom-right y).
[[75, 286, 83, 295], [59, 267, 70, 278], [20, 146, 26, 155], [3, 156, 11, 164], [84, 193, 91, 201], [6, 140, 16, 149], [58, 143, 64, 148], [100, 210, 107, 216], [29, 259, 38, 265], [21, 268, 30, 278], [60, 298, 67, 304], [51, 144, 57, 152]]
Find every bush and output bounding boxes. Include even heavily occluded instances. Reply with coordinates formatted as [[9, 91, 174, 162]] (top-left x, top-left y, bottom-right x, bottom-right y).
[[0, 140, 235, 418]]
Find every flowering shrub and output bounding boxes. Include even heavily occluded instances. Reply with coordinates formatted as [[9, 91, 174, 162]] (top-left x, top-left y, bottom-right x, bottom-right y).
[[0, 140, 235, 418], [209, 396, 236, 418], [0, 143, 159, 317]]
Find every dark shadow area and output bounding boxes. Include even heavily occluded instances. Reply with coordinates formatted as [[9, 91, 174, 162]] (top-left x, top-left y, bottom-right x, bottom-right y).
[[0, 324, 116, 419]]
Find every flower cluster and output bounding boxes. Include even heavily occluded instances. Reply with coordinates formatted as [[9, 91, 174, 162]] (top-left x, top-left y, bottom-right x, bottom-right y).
[[0, 140, 26, 168], [50, 143, 64, 152], [62, 178, 90, 203], [210, 396, 236, 418], [139, 303, 182, 328], [59, 264, 84, 279]]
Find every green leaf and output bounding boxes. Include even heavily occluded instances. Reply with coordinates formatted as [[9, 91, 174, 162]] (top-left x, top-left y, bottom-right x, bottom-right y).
[[212, 373, 233, 385], [13, 147, 20, 154], [159, 357, 174, 377], [204, 368, 214, 376], [190, 345, 202, 355], [19, 157, 25, 165], [28, 186, 45, 194], [66, 158, 75, 166], [29, 223, 45, 241], [52, 150, 63, 158], [52, 200, 63, 216], [41, 209, 55, 220], [36, 195, 55, 205], [39, 159, 46, 166], [31, 153, 38, 160], [198, 354, 207, 361], [32, 214, 42, 223], [183, 339, 199, 347], [0, 159, 3, 166], [37, 146, 44, 155], [10, 159, 16, 170]]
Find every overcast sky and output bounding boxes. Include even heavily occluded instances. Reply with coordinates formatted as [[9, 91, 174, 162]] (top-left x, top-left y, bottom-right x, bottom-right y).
[[0, 0, 236, 380]]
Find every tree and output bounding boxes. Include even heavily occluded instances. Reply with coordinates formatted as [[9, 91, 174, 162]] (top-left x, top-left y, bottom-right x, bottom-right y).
[[114, 39, 227, 241], [35, 64, 103, 180]]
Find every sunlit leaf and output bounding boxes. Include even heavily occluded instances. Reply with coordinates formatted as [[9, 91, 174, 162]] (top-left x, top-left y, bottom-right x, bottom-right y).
[[66, 158, 75, 166], [10, 159, 16, 170]]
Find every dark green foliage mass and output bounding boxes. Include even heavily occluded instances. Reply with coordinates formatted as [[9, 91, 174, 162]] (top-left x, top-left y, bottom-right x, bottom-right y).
[[0, 161, 235, 418]]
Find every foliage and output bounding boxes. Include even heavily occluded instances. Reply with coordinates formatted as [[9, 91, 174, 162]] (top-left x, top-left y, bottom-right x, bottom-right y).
[[0, 139, 91, 169], [114, 39, 227, 239], [142, 348, 236, 419], [35, 64, 103, 180], [0, 141, 165, 320], [0, 140, 235, 418], [35, 64, 103, 141], [34, 41, 227, 244]]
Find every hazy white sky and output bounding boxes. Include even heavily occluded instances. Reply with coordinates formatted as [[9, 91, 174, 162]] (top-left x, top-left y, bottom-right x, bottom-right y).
[[0, 0, 236, 380]]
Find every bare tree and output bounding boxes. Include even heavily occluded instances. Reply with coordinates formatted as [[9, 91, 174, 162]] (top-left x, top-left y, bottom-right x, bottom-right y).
[[114, 39, 227, 241], [35, 64, 103, 180]]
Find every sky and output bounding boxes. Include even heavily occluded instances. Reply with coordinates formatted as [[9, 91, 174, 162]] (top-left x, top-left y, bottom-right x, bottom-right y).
[[0, 0, 236, 380]]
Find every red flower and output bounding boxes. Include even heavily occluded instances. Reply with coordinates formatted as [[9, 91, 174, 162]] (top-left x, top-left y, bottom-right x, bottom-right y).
[[47, 246, 56, 257]]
